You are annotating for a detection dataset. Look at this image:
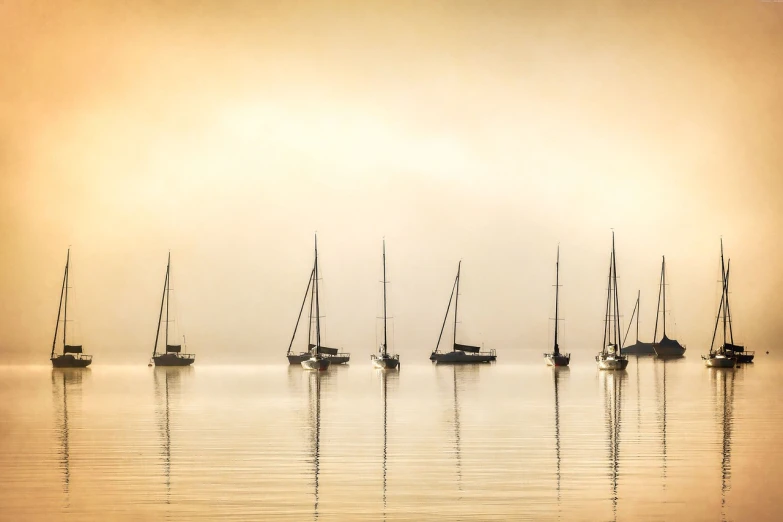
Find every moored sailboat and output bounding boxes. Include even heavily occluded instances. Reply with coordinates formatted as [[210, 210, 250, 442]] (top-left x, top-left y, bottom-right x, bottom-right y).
[[151, 253, 195, 366], [287, 236, 341, 370], [430, 261, 497, 364], [371, 240, 400, 369], [50, 249, 92, 368], [544, 246, 570, 366], [596, 233, 629, 370], [652, 256, 686, 357], [703, 240, 739, 368]]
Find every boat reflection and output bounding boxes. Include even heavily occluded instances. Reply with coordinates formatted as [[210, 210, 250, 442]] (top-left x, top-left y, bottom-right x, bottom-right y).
[[307, 370, 329, 520], [52, 368, 88, 497], [711, 367, 735, 521], [552, 367, 569, 504], [153, 366, 191, 503], [376, 368, 399, 516], [655, 357, 669, 487], [601, 370, 626, 521]]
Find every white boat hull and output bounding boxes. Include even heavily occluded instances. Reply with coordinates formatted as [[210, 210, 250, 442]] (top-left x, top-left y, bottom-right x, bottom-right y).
[[596, 354, 629, 370], [430, 350, 496, 364], [301, 357, 330, 370], [372, 355, 400, 369], [545, 353, 570, 367], [703, 354, 736, 368]]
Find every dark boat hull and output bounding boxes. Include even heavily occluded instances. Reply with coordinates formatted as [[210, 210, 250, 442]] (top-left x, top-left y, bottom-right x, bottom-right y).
[[288, 353, 350, 365], [544, 353, 570, 366], [621, 341, 656, 356], [372, 355, 400, 369], [430, 350, 496, 364], [153, 354, 195, 366], [51, 355, 92, 368], [736, 353, 754, 363]]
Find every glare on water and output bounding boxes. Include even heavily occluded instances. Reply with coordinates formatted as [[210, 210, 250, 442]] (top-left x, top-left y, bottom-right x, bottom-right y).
[[0, 358, 780, 521]]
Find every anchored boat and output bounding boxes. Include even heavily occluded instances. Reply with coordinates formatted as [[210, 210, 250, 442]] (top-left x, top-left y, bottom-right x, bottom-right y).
[[544, 246, 570, 366], [371, 240, 400, 370], [50, 249, 92, 368], [596, 233, 629, 371], [151, 253, 195, 366], [652, 256, 686, 357], [430, 261, 496, 364], [287, 235, 344, 370], [703, 240, 741, 367]]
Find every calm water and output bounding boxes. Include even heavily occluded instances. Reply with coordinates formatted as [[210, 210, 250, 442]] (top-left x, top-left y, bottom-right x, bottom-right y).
[[0, 358, 780, 521]]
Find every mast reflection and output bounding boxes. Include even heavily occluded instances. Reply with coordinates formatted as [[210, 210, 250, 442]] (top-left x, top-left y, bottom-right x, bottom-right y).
[[655, 357, 669, 487], [710, 368, 735, 521], [377, 369, 399, 516], [552, 367, 568, 503], [154, 367, 189, 503], [601, 370, 626, 521], [307, 371, 324, 520], [52, 369, 86, 497]]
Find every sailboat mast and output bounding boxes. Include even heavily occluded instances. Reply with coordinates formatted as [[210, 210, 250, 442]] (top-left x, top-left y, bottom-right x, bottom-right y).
[[725, 260, 734, 345], [382, 240, 388, 356], [602, 254, 612, 352], [434, 275, 459, 354], [553, 246, 560, 355], [613, 236, 622, 351], [662, 256, 667, 337], [710, 266, 728, 354], [314, 235, 321, 351], [288, 268, 315, 355], [63, 249, 70, 350], [636, 291, 640, 343], [153, 261, 169, 358], [720, 240, 727, 348], [452, 261, 461, 352], [52, 254, 68, 358], [165, 253, 170, 348]]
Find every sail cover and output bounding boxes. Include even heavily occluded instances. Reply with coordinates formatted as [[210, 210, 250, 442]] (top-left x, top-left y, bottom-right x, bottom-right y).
[[166, 344, 182, 353], [309, 343, 339, 355], [658, 335, 684, 350], [725, 343, 745, 353], [64, 345, 83, 354], [454, 343, 481, 353]]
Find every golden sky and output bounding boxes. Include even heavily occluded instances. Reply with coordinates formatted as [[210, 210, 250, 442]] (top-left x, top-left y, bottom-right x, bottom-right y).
[[1, 0, 781, 363]]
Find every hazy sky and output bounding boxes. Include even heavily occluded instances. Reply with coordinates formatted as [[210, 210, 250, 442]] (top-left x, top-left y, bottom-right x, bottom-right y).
[[1, 0, 781, 363]]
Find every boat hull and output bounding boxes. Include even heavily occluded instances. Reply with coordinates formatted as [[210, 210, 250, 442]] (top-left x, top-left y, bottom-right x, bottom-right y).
[[287, 353, 311, 364], [372, 355, 400, 369], [653, 344, 686, 357], [51, 355, 92, 368], [302, 357, 330, 370], [289, 353, 350, 365], [430, 350, 496, 364], [544, 353, 570, 367], [621, 341, 657, 356], [596, 355, 629, 370], [736, 353, 754, 363], [703, 354, 736, 367], [153, 354, 195, 366]]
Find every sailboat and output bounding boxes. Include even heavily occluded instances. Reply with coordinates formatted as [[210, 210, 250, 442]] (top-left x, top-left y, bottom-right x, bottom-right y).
[[703, 240, 740, 368], [620, 291, 656, 355], [372, 240, 400, 369], [50, 249, 92, 368], [430, 261, 497, 363], [652, 256, 686, 357], [544, 246, 570, 366], [151, 253, 195, 366], [287, 236, 346, 369], [596, 233, 629, 370]]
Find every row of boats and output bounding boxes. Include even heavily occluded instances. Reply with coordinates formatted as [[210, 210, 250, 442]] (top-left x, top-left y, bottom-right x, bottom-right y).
[[48, 234, 754, 371]]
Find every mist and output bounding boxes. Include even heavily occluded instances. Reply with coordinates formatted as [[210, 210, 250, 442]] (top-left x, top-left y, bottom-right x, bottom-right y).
[[1, 0, 781, 364]]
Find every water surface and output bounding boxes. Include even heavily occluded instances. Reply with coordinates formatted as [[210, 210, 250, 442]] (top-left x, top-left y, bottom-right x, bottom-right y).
[[0, 358, 780, 521]]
